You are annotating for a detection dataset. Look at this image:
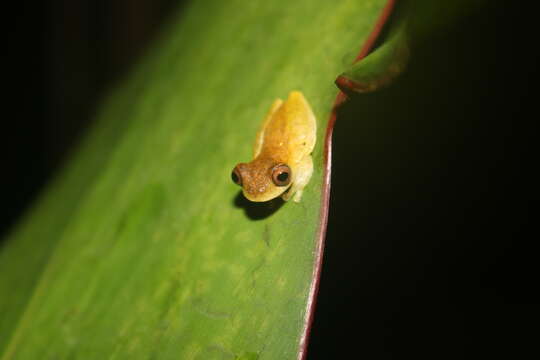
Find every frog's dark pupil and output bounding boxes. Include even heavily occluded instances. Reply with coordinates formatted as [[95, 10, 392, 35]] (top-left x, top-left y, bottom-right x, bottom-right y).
[[277, 172, 289, 182], [231, 171, 240, 184]]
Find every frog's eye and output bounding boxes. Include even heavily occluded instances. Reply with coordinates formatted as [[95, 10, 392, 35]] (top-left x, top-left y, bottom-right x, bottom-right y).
[[231, 166, 242, 186], [271, 164, 292, 187]]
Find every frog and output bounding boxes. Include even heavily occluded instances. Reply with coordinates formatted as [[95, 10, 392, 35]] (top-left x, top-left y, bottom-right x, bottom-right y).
[[231, 91, 316, 203]]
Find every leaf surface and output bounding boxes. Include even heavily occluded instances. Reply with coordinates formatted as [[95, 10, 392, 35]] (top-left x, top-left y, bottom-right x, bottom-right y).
[[0, 1, 390, 359]]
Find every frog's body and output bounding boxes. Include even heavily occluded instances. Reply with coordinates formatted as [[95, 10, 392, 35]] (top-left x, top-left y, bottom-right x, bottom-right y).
[[232, 91, 316, 202]]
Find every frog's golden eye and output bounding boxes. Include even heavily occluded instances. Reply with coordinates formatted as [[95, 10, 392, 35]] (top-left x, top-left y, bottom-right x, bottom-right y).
[[271, 164, 291, 187], [231, 166, 242, 186]]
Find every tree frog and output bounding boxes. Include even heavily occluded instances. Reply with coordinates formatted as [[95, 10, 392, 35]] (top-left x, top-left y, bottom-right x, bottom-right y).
[[231, 91, 316, 203]]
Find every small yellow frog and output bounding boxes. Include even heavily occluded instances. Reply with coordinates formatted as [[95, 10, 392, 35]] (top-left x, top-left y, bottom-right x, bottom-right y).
[[232, 91, 316, 202]]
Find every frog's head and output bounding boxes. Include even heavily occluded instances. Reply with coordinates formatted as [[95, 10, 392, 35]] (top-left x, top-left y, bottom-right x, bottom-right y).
[[232, 158, 292, 202]]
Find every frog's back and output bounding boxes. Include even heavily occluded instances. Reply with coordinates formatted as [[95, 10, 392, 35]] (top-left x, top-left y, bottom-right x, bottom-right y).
[[260, 91, 316, 165]]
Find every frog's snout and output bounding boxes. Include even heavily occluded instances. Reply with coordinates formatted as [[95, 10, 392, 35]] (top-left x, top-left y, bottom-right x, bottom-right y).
[[232, 162, 267, 195]]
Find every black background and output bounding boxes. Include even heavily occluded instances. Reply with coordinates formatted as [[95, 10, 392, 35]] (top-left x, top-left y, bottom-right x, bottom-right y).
[[2, 1, 538, 358], [310, 3, 539, 358], [2, 0, 178, 235]]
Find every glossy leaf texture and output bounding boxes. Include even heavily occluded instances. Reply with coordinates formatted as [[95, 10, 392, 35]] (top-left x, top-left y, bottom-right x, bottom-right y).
[[0, 1, 389, 359]]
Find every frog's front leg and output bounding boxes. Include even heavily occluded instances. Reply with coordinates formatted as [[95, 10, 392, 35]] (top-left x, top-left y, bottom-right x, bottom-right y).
[[282, 154, 313, 203]]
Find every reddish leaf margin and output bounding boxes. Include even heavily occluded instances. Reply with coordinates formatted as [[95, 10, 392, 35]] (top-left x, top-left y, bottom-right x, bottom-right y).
[[297, 1, 397, 358]]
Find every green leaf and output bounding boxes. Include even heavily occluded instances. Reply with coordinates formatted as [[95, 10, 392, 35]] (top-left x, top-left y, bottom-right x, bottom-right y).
[[336, 0, 488, 95], [0, 0, 390, 359], [336, 17, 409, 94]]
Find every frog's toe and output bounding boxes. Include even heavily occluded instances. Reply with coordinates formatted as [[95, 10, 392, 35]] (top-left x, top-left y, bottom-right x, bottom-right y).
[[292, 189, 303, 203]]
